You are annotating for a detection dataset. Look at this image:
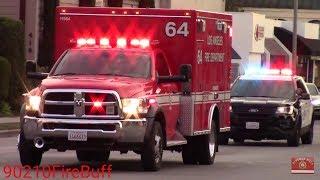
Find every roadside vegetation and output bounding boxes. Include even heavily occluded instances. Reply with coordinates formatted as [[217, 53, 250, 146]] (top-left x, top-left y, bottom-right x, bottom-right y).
[[0, 17, 26, 116]]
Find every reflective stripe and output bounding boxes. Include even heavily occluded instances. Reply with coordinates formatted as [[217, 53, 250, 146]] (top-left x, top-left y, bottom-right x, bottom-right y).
[[156, 91, 231, 105], [220, 127, 230, 132]]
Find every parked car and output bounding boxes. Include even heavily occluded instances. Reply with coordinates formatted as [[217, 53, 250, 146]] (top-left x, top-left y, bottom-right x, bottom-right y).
[[306, 83, 320, 120]]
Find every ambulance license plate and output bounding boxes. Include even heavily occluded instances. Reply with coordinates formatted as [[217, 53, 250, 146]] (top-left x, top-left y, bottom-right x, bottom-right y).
[[68, 131, 87, 141], [246, 122, 259, 130]]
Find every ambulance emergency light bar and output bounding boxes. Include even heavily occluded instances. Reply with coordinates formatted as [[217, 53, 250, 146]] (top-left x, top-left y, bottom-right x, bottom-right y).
[[76, 37, 150, 49], [245, 68, 293, 76]]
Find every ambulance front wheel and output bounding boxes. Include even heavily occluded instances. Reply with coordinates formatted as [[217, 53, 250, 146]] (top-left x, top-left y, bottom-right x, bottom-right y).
[[141, 121, 164, 171]]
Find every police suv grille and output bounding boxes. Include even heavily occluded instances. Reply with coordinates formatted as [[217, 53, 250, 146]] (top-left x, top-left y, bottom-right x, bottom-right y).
[[42, 91, 120, 118]]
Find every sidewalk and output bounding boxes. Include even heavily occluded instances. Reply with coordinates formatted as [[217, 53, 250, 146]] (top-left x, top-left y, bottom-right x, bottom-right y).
[[0, 117, 19, 137], [0, 116, 19, 124]]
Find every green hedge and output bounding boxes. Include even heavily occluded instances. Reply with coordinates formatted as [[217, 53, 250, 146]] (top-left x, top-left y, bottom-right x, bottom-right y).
[[0, 56, 11, 100], [0, 17, 26, 113]]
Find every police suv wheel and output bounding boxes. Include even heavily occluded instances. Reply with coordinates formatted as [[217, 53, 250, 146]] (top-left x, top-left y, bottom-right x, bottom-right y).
[[76, 150, 110, 162], [141, 121, 163, 171], [301, 119, 314, 144], [198, 122, 217, 165], [233, 137, 245, 144], [18, 132, 42, 167], [287, 117, 301, 147]]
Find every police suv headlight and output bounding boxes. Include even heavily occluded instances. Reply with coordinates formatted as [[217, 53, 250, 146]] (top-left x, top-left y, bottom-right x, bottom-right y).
[[276, 106, 293, 114], [25, 96, 41, 111]]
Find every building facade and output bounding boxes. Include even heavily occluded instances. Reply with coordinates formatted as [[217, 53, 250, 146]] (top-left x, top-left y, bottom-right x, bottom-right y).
[[226, 0, 320, 22], [155, 0, 225, 12]]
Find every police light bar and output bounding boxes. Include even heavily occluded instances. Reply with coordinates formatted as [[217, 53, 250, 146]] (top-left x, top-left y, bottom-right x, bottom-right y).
[[245, 68, 293, 76]]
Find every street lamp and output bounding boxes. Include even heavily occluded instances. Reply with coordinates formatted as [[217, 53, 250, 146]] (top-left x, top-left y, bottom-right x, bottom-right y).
[[292, 0, 298, 74]]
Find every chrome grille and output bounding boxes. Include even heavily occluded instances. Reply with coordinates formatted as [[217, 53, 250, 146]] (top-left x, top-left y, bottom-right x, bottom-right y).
[[42, 89, 121, 119]]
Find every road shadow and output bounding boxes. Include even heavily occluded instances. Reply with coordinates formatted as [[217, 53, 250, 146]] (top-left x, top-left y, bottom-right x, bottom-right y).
[[226, 141, 288, 147], [40, 159, 185, 172]]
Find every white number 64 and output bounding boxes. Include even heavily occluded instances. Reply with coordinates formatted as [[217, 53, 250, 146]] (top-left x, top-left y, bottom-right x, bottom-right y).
[[165, 22, 189, 37]]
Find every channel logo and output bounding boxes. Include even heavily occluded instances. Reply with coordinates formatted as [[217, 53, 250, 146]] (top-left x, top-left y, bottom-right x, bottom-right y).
[[291, 157, 314, 174]]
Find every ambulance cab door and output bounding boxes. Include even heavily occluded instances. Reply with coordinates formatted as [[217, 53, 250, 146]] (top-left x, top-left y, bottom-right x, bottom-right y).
[[155, 52, 179, 141]]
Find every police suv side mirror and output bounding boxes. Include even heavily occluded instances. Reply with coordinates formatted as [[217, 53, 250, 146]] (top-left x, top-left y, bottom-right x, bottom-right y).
[[26, 61, 48, 80]]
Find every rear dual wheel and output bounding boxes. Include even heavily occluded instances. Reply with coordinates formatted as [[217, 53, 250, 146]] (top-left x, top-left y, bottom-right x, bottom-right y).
[[182, 122, 218, 165]]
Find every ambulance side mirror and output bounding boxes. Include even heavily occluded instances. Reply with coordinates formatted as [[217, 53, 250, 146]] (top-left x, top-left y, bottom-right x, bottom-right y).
[[26, 61, 48, 80], [157, 64, 192, 84], [180, 64, 192, 81]]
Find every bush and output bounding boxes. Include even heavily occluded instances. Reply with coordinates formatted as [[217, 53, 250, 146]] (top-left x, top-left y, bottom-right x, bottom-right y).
[[0, 56, 11, 101], [0, 17, 26, 113], [0, 101, 12, 117]]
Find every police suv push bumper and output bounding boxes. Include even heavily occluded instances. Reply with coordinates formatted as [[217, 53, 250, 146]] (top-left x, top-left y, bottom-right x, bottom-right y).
[[22, 116, 147, 144]]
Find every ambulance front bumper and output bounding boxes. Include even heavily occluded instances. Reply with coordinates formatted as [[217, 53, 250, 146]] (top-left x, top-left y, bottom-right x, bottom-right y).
[[22, 116, 147, 145]]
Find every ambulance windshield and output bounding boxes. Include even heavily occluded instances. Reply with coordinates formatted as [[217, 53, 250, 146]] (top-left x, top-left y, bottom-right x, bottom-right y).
[[231, 79, 295, 99], [52, 49, 151, 78]]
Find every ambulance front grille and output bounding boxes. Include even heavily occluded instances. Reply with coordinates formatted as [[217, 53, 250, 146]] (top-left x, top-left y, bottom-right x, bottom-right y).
[[42, 90, 121, 119]]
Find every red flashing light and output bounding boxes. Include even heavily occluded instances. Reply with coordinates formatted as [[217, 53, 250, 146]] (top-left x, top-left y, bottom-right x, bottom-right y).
[[86, 38, 96, 46], [77, 38, 87, 46], [140, 39, 150, 48], [93, 101, 102, 108], [281, 69, 293, 76], [100, 38, 110, 46], [130, 39, 150, 48], [130, 39, 140, 46], [117, 38, 127, 48], [77, 38, 96, 47]]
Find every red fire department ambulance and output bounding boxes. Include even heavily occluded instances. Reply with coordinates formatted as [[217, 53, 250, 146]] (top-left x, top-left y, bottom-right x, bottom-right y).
[[20, 7, 232, 171]]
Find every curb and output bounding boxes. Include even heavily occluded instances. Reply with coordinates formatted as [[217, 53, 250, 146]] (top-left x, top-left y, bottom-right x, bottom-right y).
[[0, 129, 19, 138]]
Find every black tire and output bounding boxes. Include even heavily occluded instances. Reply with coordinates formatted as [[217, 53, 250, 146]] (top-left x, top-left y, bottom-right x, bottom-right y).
[[233, 137, 244, 144], [182, 136, 198, 165], [76, 150, 110, 162], [141, 121, 164, 171], [301, 119, 314, 144], [198, 122, 218, 165], [287, 117, 301, 147], [218, 132, 229, 145], [18, 132, 42, 167]]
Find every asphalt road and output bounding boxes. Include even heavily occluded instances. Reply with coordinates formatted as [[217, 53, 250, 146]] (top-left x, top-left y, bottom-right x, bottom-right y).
[[0, 122, 319, 180]]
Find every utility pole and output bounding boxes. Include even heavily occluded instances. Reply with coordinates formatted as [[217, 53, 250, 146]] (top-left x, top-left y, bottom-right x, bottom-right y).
[[292, 0, 298, 74]]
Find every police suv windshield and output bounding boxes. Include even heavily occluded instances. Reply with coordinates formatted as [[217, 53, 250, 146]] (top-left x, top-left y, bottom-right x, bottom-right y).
[[52, 49, 151, 78], [231, 79, 295, 99]]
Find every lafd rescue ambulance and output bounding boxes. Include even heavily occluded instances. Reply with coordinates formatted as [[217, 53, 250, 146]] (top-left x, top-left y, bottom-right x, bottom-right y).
[[20, 7, 232, 171]]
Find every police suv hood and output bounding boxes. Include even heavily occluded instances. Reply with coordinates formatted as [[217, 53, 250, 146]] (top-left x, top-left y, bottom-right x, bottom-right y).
[[231, 97, 294, 106], [39, 75, 154, 98]]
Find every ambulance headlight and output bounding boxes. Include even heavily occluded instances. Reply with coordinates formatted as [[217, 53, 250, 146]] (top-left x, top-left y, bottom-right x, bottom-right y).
[[26, 96, 41, 111], [121, 98, 155, 118], [121, 98, 147, 115], [276, 106, 293, 114]]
